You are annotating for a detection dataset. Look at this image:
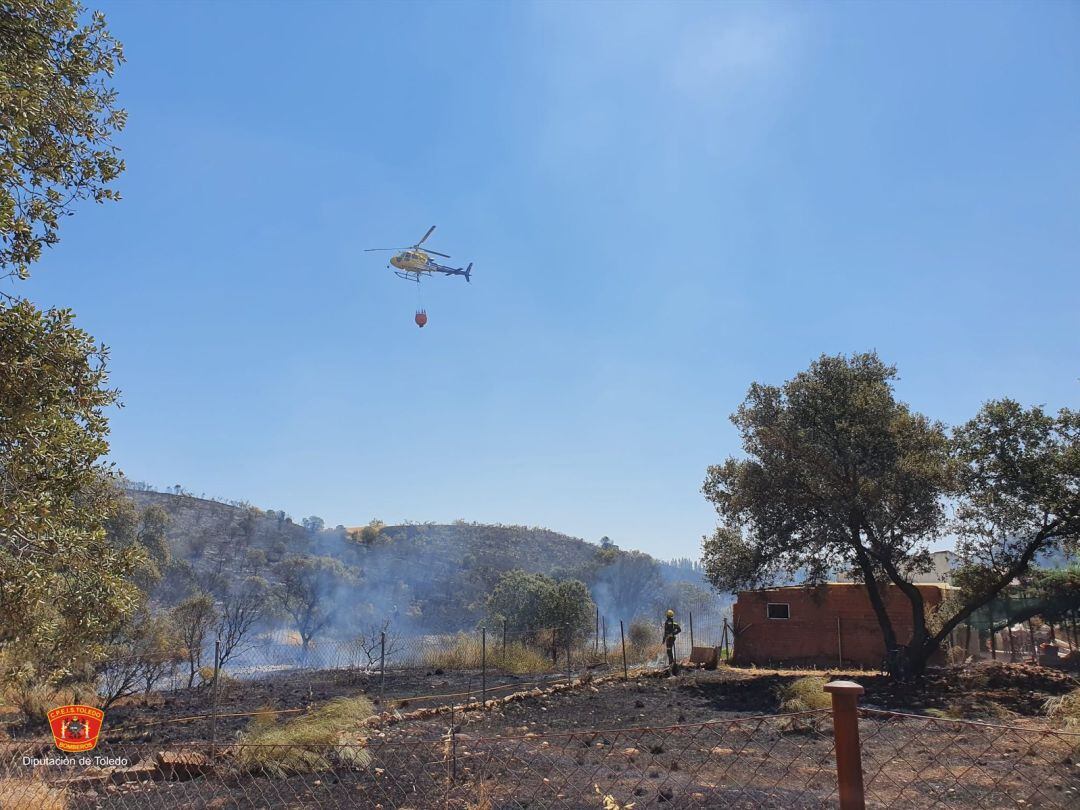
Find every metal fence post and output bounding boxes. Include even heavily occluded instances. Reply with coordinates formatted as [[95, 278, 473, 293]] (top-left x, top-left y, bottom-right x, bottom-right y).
[[620, 620, 628, 680], [565, 627, 572, 684], [601, 616, 608, 664], [825, 680, 866, 810], [689, 610, 694, 653], [209, 639, 220, 757], [481, 626, 487, 704], [379, 631, 386, 704]]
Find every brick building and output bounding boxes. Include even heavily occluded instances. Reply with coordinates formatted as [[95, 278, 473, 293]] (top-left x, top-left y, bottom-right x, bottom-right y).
[[732, 583, 953, 669]]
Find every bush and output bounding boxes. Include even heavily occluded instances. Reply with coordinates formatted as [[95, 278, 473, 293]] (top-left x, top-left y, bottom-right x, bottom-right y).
[[236, 695, 374, 776], [1045, 688, 1080, 731], [623, 618, 664, 664], [5, 681, 98, 729], [776, 676, 832, 713], [627, 619, 654, 650]]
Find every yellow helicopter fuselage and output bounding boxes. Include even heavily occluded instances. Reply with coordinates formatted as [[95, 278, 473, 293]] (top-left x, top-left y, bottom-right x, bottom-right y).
[[390, 249, 431, 272]]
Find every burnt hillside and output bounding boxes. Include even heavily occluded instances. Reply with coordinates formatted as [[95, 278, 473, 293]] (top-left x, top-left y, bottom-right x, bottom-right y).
[[127, 490, 718, 633]]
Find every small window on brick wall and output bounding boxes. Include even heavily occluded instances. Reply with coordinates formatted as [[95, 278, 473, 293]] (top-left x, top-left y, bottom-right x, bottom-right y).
[[766, 603, 790, 620]]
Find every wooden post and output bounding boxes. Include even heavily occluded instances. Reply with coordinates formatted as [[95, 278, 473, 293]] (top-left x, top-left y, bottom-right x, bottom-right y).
[[620, 620, 628, 681], [1007, 622, 1017, 662], [481, 627, 487, 705], [1028, 621, 1037, 661], [688, 611, 694, 652], [825, 680, 866, 810]]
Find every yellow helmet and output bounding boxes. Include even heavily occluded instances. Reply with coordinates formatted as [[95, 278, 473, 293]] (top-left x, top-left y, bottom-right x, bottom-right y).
[[666, 609, 675, 618]]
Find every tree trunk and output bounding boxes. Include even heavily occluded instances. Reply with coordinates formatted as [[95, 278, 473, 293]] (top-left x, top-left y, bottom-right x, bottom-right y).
[[850, 537, 898, 653]]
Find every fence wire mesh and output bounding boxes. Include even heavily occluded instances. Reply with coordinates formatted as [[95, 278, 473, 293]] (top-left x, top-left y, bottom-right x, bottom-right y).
[[57, 618, 738, 752], [0, 710, 836, 808], [857, 708, 1080, 809], [4, 702, 1078, 807]]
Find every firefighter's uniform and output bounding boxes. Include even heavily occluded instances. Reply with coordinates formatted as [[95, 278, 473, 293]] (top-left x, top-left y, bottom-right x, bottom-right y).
[[663, 613, 681, 668]]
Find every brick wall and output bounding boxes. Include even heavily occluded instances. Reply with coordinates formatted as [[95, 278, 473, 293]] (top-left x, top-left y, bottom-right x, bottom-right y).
[[732, 584, 950, 669]]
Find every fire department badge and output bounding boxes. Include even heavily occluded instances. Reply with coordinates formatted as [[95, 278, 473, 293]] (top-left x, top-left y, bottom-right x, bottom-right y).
[[48, 705, 104, 752]]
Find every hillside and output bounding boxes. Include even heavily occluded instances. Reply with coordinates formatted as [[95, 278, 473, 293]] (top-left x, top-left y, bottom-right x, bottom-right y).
[[128, 490, 722, 634]]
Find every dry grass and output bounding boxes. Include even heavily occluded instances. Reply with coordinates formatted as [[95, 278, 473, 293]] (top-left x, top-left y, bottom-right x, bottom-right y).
[[3, 681, 98, 729], [1044, 687, 1080, 730], [924, 698, 1017, 722], [235, 695, 374, 776], [776, 676, 832, 713], [0, 779, 67, 810], [422, 634, 552, 675]]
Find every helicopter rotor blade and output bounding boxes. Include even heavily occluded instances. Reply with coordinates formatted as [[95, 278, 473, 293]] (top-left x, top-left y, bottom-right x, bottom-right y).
[[363, 248, 402, 252], [416, 225, 436, 246], [423, 249, 451, 259]]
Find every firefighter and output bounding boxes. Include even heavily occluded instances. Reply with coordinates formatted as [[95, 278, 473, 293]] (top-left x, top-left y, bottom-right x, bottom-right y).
[[663, 609, 681, 672]]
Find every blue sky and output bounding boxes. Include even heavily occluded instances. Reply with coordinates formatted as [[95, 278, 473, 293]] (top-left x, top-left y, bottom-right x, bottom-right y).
[[16, 1, 1079, 560]]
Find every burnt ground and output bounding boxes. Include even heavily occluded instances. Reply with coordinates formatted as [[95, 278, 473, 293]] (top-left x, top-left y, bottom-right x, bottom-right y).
[[371, 661, 1079, 743], [4, 666, 578, 746], [6, 662, 1079, 808]]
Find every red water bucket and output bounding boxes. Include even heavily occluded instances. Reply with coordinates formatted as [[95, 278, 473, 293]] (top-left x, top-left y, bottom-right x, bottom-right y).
[[415, 310, 428, 328]]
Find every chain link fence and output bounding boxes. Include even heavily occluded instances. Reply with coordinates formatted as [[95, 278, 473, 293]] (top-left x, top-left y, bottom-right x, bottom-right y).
[[857, 708, 1080, 807], [1, 710, 837, 808], [3, 679, 1076, 807], [49, 614, 737, 752]]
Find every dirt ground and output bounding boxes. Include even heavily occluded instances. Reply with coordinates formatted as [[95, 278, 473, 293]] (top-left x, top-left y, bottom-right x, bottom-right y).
[[7, 661, 1079, 808], [5, 666, 577, 746]]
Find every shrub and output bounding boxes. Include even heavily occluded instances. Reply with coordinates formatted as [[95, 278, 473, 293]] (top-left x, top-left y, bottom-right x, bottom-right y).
[[5, 681, 98, 729], [625, 619, 662, 664], [236, 695, 374, 776], [627, 619, 654, 650], [776, 676, 831, 713], [1045, 688, 1080, 731]]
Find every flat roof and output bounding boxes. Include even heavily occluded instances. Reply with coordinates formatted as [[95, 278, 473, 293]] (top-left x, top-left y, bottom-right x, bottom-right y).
[[739, 582, 957, 592]]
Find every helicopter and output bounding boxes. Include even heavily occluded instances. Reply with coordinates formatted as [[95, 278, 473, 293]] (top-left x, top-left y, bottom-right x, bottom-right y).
[[365, 226, 472, 284]]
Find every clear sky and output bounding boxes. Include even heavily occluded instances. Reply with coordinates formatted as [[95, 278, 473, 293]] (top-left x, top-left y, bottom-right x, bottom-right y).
[[15, 1, 1079, 560]]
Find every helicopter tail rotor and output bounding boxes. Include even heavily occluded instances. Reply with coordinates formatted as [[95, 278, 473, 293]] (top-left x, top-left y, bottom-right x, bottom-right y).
[[464, 262, 472, 282]]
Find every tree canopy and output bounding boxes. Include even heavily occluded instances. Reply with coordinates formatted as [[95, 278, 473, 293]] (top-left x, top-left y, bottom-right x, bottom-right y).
[[0, 301, 149, 676], [702, 352, 1079, 675], [0, 0, 125, 280], [486, 569, 595, 650]]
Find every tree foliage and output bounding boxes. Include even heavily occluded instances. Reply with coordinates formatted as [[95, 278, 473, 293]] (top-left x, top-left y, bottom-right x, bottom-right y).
[[273, 555, 355, 655], [0, 300, 147, 677], [170, 592, 216, 688], [0, 0, 126, 280], [486, 570, 594, 653]]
